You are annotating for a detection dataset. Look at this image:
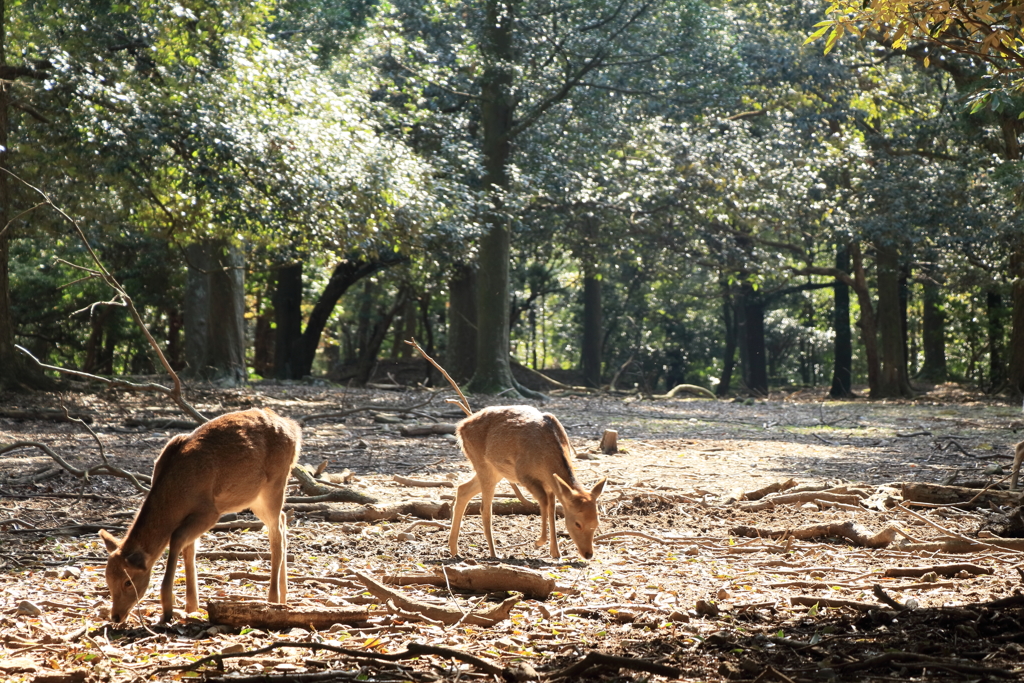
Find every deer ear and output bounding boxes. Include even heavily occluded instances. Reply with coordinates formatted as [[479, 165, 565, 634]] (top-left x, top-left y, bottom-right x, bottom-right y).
[[552, 473, 574, 497], [590, 477, 607, 499], [124, 550, 147, 570], [99, 529, 121, 553]]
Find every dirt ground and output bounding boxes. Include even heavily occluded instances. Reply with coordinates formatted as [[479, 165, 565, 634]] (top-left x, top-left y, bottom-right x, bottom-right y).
[[2, 381, 1024, 682]]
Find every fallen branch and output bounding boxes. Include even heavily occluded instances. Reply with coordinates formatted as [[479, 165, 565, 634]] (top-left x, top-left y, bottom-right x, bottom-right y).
[[901, 482, 1021, 509], [836, 651, 1016, 677], [392, 474, 454, 488], [399, 423, 457, 437], [743, 478, 799, 502], [0, 441, 151, 493], [883, 563, 993, 578], [350, 569, 520, 626], [289, 466, 377, 504], [155, 639, 503, 678], [872, 584, 907, 611], [549, 651, 681, 680], [206, 601, 382, 630], [318, 500, 451, 523], [730, 521, 898, 548], [0, 408, 93, 423], [652, 383, 716, 400], [198, 551, 295, 562], [738, 491, 863, 512], [436, 562, 554, 600], [789, 596, 880, 612]]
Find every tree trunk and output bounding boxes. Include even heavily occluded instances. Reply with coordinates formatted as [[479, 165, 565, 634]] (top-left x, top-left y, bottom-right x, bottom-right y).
[[581, 269, 602, 388], [874, 239, 912, 398], [183, 243, 211, 377], [0, 1, 48, 391], [465, 0, 523, 396], [283, 257, 402, 380], [829, 243, 853, 398], [899, 260, 911, 376], [1008, 242, 1024, 395], [273, 263, 303, 380], [717, 280, 736, 397], [987, 288, 1006, 391], [183, 240, 246, 385], [737, 282, 768, 396], [352, 289, 408, 384], [850, 242, 881, 396], [918, 268, 947, 382], [446, 263, 477, 383]]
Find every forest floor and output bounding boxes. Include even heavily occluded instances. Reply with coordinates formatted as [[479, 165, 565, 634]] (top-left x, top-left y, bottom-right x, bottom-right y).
[[2, 381, 1024, 682]]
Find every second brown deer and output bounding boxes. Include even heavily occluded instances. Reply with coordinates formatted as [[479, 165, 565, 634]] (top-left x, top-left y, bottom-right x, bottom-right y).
[[99, 408, 300, 623], [449, 405, 606, 559]]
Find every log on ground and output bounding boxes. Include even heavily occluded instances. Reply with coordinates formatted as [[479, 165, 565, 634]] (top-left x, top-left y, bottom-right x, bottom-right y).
[[206, 601, 383, 630], [901, 482, 1022, 509]]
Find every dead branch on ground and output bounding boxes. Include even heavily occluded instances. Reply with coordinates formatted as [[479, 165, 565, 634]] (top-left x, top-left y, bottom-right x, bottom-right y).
[[155, 640, 504, 678], [738, 491, 864, 512], [549, 651, 681, 680], [0, 441, 151, 493], [884, 563, 993, 578], [393, 474, 454, 487], [350, 569, 520, 626], [289, 466, 377, 504], [730, 521, 899, 548], [901, 481, 1021, 509], [206, 602, 382, 630]]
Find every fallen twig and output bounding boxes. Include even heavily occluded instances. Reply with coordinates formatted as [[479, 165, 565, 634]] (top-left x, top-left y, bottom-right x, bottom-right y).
[[350, 569, 520, 626], [883, 563, 993, 578], [154, 639, 503, 678], [731, 521, 898, 548], [0, 441, 151, 492], [549, 651, 681, 680]]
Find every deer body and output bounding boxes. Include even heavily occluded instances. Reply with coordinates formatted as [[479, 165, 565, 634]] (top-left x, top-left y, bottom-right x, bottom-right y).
[[449, 405, 605, 559], [100, 408, 300, 623]]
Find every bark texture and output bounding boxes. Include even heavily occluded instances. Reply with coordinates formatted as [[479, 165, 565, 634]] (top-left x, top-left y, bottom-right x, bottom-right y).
[[829, 243, 853, 398]]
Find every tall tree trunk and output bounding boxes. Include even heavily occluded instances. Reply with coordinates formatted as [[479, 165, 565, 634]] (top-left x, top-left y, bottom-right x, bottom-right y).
[[874, 239, 913, 398], [829, 243, 853, 398], [352, 290, 408, 385], [900, 260, 911, 376], [1009, 243, 1024, 395], [737, 282, 768, 396], [581, 269, 603, 388], [273, 263, 303, 380], [918, 275, 947, 382], [446, 263, 477, 383], [285, 257, 401, 380], [183, 240, 246, 385], [987, 288, 1006, 391], [0, 0, 48, 390], [465, 0, 533, 396], [850, 242, 881, 396], [717, 281, 737, 397], [183, 243, 211, 377], [208, 241, 247, 385]]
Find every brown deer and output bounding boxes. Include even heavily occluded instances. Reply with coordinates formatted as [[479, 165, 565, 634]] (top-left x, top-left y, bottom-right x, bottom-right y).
[[448, 405, 606, 559], [99, 408, 300, 623]]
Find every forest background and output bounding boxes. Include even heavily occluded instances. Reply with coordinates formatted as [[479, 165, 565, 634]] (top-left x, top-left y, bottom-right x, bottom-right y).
[[2, 0, 1023, 402]]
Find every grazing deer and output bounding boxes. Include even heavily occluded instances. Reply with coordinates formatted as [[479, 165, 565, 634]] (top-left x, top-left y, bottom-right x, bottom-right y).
[[448, 405, 606, 559], [99, 408, 300, 623]]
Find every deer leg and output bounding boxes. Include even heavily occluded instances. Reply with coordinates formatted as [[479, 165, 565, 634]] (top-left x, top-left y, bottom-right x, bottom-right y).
[[547, 496, 561, 559], [478, 477, 500, 558], [183, 539, 199, 614], [534, 490, 551, 549], [252, 493, 289, 604], [163, 510, 219, 622], [449, 475, 481, 556]]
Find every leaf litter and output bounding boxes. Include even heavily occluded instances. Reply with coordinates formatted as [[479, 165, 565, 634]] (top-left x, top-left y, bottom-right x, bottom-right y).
[[1, 382, 1023, 681]]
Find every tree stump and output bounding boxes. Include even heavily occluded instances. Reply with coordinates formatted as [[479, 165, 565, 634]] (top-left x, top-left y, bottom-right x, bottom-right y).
[[599, 429, 618, 455]]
